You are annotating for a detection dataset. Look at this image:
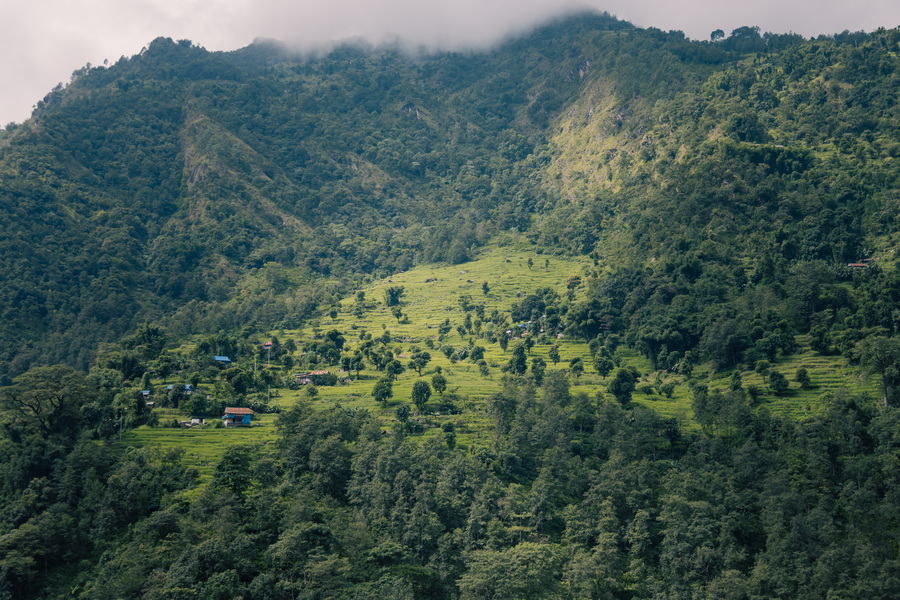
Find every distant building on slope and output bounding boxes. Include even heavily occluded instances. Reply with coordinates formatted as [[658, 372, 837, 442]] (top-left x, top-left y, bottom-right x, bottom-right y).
[[222, 407, 253, 427]]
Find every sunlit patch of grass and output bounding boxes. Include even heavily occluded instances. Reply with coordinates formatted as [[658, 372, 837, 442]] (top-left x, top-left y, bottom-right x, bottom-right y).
[[120, 414, 280, 486], [126, 246, 884, 467]]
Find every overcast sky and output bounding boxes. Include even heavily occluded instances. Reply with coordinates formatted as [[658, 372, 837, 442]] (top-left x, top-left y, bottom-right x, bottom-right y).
[[2, 0, 899, 127]]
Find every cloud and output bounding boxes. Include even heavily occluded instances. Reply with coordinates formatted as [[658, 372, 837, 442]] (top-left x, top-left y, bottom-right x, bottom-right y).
[[2, 0, 899, 127], [237, 0, 587, 50]]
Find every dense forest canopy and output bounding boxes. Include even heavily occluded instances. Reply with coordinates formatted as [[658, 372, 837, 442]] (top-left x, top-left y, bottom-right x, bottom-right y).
[[1, 11, 900, 599]]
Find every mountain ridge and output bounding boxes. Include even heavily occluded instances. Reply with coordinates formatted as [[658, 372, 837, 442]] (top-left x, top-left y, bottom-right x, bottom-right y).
[[0, 12, 898, 380]]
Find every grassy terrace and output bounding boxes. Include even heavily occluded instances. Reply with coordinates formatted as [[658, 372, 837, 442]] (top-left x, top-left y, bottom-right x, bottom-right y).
[[120, 410, 280, 487], [120, 245, 882, 482]]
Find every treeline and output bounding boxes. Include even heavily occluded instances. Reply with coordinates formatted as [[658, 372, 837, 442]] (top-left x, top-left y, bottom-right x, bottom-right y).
[[2, 367, 898, 598]]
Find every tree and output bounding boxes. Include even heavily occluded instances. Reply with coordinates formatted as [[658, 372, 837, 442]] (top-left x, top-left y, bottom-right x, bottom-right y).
[[392, 306, 403, 322], [372, 379, 393, 406], [593, 354, 613, 378], [569, 357, 584, 378], [309, 434, 351, 497], [140, 372, 153, 392], [411, 380, 432, 413], [531, 357, 547, 385], [458, 542, 563, 599], [223, 367, 252, 395], [431, 372, 447, 395], [524, 336, 535, 354], [548, 344, 561, 365], [408, 350, 431, 375], [0, 365, 96, 441], [386, 359, 405, 381], [395, 404, 410, 430], [710, 29, 725, 41], [439, 318, 452, 336], [350, 353, 366, 379], [324, 329, 346, 351], [768, 370, 789, 395], [482, 281, 490, 295], [384, 286, 405, 306], [499, 330, 510, 352], [858, 336, 900, 406], [212, 445, 254, 495], [123, 322, 167, 359], [608, 368, 636, 405], [510, 344, 528, 375], [796, 367, 812, 390]]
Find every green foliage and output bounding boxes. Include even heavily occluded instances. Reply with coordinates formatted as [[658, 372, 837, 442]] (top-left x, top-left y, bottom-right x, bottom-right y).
[[4, 16, 900, 598], [372, 378, 393, 406], [431, 372, 447, 395], [0, 365, 97, 443], [407, 350, 431, 376], [509, 343, 528, 375], [411, 380, 432, 413], [384, 286, 406, 307], [795, 367, 812, 389], [858, 335, 900, 406], [211, 444, 254, 495], [608, 368, 636, 405]]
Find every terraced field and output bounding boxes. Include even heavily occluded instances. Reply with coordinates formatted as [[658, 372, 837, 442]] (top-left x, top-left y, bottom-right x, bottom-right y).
[[121, 245, 883, 481]]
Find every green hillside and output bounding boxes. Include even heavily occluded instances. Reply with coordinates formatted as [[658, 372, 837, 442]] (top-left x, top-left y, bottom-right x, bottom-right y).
[[2, 15, 898, 384], [2, 12, 900, 599], [119, 246, 880, 483]]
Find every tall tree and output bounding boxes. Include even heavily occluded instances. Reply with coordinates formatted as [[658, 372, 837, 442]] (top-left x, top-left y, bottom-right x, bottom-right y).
[[372, 378, 393, 406], [858, 336, 900, 406], [0, 365, 96, 441], [411, 380, 432, 413]]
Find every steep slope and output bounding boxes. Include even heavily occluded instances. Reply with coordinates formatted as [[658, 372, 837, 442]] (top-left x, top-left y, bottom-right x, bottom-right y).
[[538, 27, 900, 372], [0, 14, 899, 381], [0, 13, 630, 377]]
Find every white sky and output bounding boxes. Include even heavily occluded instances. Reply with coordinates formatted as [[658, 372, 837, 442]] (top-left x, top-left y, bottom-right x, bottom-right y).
[[2, 0, 899, 127]]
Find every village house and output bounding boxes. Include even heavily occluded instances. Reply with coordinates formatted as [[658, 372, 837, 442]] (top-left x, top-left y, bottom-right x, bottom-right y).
[[222, 407, 253, 427], [291, 370, 335, 386], [164, 384, 194, 395]]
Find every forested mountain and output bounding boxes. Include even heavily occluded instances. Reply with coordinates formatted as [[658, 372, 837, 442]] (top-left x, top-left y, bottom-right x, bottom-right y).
[[2, 11, 900, 599], [2, 13, 897, 380]]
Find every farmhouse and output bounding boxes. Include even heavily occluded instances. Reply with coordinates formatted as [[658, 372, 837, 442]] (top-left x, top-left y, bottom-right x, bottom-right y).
[[164, 384, 194, 395], [291, 370, 337, 386], [222, 407, 253, 427]]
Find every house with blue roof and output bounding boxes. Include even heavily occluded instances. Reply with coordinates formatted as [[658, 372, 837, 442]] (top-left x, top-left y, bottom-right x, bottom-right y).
[[222, 407, 253, 427]]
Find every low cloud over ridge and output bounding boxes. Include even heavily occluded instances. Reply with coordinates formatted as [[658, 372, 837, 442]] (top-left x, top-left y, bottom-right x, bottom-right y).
[[2, 0, 899, 127]]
